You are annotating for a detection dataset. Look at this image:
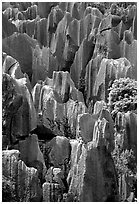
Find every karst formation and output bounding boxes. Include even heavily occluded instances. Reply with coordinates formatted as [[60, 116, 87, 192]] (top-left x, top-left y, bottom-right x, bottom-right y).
[[2, 2, 137, 202]]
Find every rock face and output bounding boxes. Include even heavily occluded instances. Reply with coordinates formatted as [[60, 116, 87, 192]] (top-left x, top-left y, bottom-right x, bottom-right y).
[[68, 141, 118, 202], [17, 160, 42, 201], [38, 85, 65, 133], [2, 54, 24, 79], [37, 2, 58, 18], [2, 2, 137, 202], [93, 100, 107, 114], [2, 150, 42, 202], [43, 182, 62, 202], [77, 113, 98, 143], [31, 45, 59, 87], [52, 71, 71, 103], [2, 73, 37, 145], [120, 38, 137, 80], [2, 14, 17, 38], [68, 107, 117, 202], [93, 58, 133, 102], [2, 150, 20, 181], [46, 136, 71, 169], [42, 137, 71, 201], [2, 33, 37, 80], [37, 72, 86, 136], [85, 55, 103, 105], [66, 99, 87, 136], [45, 167, 65, 190], [52, 71, 85, 103], [32, 81, 44, 113], [70, 37, 95, 88], [76, 107, 115, 151], [51, 12, 73, 65], [115, 111, 137, 158], [17, 134, 47, 181]]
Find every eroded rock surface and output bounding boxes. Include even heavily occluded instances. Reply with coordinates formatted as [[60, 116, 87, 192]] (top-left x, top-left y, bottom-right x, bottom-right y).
[[2, 2, 137, 202], [68, 141, 118, 201], [2, 150, 42, 202]]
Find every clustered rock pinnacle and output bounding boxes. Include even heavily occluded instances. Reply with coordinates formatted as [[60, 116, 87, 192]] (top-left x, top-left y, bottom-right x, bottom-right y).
[[2, 2, 137, 202]]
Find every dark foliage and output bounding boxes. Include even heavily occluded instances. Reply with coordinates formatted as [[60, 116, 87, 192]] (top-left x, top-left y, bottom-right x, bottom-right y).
[[108, 78, 137, 120]]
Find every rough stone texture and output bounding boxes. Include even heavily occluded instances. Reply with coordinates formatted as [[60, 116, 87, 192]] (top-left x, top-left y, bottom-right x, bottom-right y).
[[43, 182, 62, 201], [2, 3, 137, 202], [52, 71, 84, 103], [67, 8, 102, 48], [2, 2, 12, 11], [2, 150, 20, 180], [2, 150, 42, 202], [45, 167, 65, 190], [17, 159, 42, 201], [68, 142, 119, 202], [47, 6, 64, 47], [2, 54, 24, 79], [93, 58, 133, 102], [67, 18, 80, 47], [120, 38, 137, 80], [2, 175, 17, 202], [115, 111, 128, 149], [2, 32, 38, 80], [13, 76, 37, 135], [37, 2, 58, 18], [94, 27, 121, 59], [59, 2, 68, 13], [85, 55, 103, 105], [50, 12, 73, 67], [17, 134, 46, 180], [84, 7, 103, 19], [2, 73, 37, 146], [62, 33, 79, 72], [76, 108, 114, 152], [70, 37, 95, 88], [46, 136, 71, 169], [70, 2, 80, 20], [93, 100, 107, 115], [18, 19, 36, 37], [53, 71, 71, 103], [45, 167, 54, 183], [31, 46, 59, 87], [52, 167, 65, 184], [31, 81, 44, 113], [38, 85, 66, 134], [69, 139, 81, 169], [77, 113, 98, 143], [21, 4, 38, 20], [2, 52, 7, 64], [41, 47, 59, 78], [66, 99, 87, 136], [93, 118, 112, 153], [98, 109, 115, 152], [2, 13, 17, 38], [131, 11, 137, 40], [67, 139, 82, 186], [38, 76, 85, 136], [119, 174, 131, 202], [31, 45, 48, 87], [83, 13, 101, 40], [34, 18, 48, 47], [116, 111, 137, 158], [3, 6, 23, 21], [99, 14, 121, 32]]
